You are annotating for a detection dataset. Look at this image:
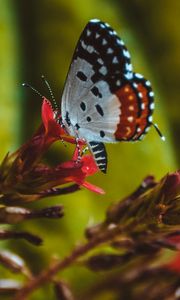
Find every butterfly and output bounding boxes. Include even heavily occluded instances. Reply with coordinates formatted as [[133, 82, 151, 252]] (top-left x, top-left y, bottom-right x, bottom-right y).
[[59, 19, 165, 173], [24, 19, 165, 173]]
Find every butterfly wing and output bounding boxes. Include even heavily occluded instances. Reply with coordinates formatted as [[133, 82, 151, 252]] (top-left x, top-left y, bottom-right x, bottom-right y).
[[114, 73, 154, 141], [61, 19, 133, 143], [61, 19, 155, 172]]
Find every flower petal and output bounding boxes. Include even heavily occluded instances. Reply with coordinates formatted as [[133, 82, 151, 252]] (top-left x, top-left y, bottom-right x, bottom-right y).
[[41, 98, 64, 141], [82, 181, 105, 194]]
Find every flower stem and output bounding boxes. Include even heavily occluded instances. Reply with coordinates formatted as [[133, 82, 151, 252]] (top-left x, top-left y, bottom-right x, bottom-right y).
[[14, 224, 124, 300]]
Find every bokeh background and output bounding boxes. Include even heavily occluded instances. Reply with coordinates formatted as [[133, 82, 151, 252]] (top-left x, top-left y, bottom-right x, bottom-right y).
[[0, 0, 179, 299]]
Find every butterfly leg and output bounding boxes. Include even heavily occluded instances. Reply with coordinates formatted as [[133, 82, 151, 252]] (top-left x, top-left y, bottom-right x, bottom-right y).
[[75, 137, 82, 164], [55, 116, 67, 147], [60, 138, 67, 147]]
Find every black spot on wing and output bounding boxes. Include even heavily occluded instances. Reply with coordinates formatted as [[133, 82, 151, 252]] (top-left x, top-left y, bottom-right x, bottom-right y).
[[100, 130, 105, 138], [91, 86, 102, 98], [95, 104, 104, 116], [65, 111, 71, 126], [80, 101, 86, 111], [75, 123, 80, 130], [87, 116, 91, 122], [77, 71, 87, 81]]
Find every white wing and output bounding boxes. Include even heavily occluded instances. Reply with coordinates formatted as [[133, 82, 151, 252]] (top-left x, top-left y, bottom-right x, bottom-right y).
[[61, 19, 133, 173], [61, 19, 132, 143], [61, 57, 120, 142], [60, 20, 155, 173]]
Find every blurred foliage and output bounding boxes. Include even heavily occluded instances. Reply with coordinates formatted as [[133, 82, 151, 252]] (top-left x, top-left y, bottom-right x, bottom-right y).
[[1, 172, 180, 300], [0, 0, 21, 159], [0, 0, 179, 299]]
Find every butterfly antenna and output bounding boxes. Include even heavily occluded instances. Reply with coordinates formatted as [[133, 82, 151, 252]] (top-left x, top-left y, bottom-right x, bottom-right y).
[[22, 83, 43, 98], [152, 123, 166, 141], [41, 75, 59, 112], [41, 75, 67, 148]]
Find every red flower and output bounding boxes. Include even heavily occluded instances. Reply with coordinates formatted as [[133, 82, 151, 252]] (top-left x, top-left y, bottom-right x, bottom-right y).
[[0, 98, 104, 204], [165, 252, 180, 273], [41, 98, 80, 145]]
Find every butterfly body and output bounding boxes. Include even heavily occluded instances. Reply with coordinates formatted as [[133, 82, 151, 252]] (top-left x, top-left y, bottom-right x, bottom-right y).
[[60, 19, 156, 173]]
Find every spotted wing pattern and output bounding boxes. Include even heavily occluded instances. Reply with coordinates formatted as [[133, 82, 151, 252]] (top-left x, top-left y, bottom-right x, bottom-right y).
[[114, 73, 154, 141], [61, 19, 155, 173]]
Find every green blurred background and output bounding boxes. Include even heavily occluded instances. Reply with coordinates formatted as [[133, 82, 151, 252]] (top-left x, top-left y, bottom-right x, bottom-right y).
[[0, 0, 179, 299]]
